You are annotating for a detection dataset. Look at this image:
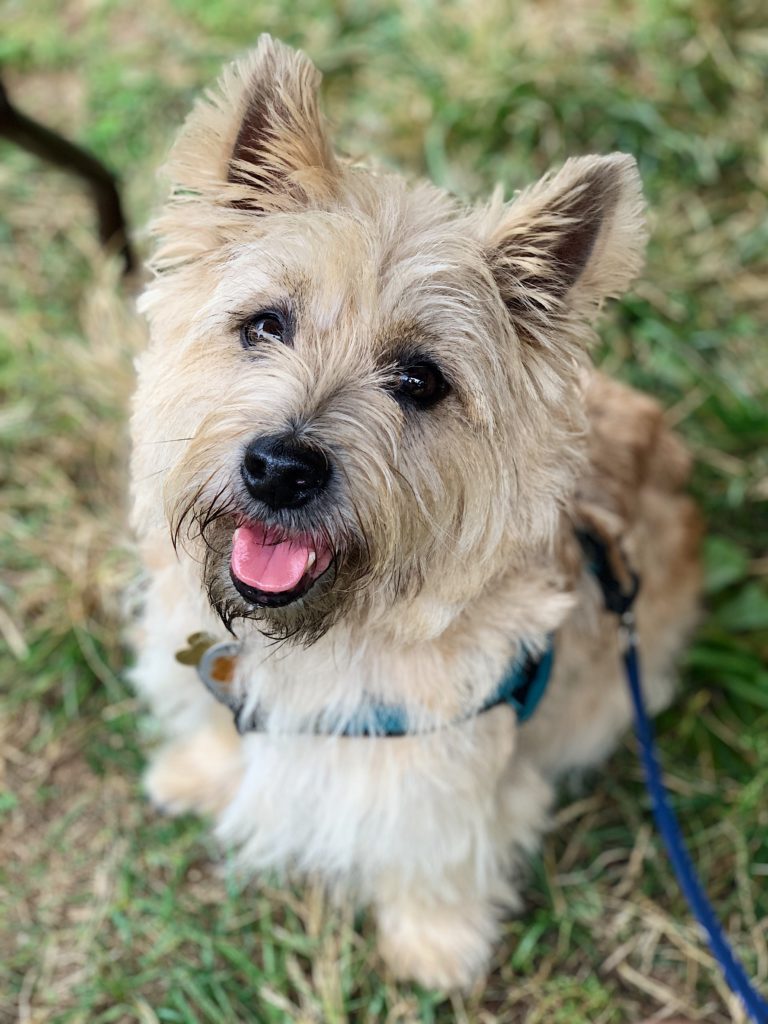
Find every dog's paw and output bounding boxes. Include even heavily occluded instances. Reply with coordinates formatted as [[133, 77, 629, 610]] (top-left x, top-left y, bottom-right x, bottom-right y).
[[377, 899, 495, 991], [144, 723, 243, 818]]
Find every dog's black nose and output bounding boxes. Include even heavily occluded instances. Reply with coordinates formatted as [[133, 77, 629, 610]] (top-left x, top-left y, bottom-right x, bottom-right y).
[[241, 435, 330, 510]]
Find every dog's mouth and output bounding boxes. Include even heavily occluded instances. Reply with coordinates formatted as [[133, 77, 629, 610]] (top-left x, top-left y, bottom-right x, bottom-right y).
[[229, 521, 334, 608]]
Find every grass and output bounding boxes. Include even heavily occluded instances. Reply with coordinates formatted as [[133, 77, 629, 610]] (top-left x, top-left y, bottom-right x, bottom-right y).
[[1, 0, 767, 1020]]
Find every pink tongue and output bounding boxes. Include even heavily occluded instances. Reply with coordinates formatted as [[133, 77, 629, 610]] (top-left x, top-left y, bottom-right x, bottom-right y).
[[231, 523, 314, 593]]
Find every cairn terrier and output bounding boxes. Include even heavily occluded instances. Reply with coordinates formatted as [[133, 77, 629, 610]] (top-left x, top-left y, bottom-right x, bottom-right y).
[[130, 35, 701, 988]]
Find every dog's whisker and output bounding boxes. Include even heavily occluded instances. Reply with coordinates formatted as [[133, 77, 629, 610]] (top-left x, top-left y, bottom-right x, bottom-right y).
[[136, 466, 172, 482], [137, 436, 195, 445]]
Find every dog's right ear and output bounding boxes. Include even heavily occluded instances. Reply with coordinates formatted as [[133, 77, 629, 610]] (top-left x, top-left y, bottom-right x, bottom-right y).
[[167, 35, 339, 213], [484, 154, 647, 343]]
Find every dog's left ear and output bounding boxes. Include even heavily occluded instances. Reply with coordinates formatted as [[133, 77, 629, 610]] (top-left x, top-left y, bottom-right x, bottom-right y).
[[486, 154, 647, 337], [168, 35, 339, 213]]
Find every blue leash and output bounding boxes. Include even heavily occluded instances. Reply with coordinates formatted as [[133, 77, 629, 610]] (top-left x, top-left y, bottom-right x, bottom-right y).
[[570, 517, 768, 1021], [620, 609, 768, 1023]]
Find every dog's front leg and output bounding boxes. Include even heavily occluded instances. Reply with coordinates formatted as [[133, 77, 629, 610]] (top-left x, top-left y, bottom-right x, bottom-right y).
[[374, 872, 502, 990], [144, 712, 244, 817], [373, 738, 553, 990]]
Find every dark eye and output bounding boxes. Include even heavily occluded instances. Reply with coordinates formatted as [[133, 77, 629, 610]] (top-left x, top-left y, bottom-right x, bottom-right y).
[[394, 361, 449, 408], [240, 310, 286, 348]]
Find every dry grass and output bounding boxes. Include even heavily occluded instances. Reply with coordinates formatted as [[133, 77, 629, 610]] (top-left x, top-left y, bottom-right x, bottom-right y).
[[1, 0, 767, 1021]]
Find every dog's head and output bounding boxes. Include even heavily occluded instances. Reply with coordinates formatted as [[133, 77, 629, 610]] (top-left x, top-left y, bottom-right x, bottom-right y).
[[132, 35, 647, 643]]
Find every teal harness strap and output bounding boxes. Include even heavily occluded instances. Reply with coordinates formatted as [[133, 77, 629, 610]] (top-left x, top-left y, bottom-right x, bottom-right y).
[[195, 637, 555, 737], [488, 641, 554, 724], [334, 639, 555, 737]]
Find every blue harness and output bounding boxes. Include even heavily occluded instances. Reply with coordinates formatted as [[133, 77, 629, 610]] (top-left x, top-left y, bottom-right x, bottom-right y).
[[193, 633, 554, 737]]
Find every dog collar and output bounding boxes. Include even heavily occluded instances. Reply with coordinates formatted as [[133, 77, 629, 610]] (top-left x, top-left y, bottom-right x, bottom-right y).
[[176, 633, 554, 737], [173, 529, 625, 738]]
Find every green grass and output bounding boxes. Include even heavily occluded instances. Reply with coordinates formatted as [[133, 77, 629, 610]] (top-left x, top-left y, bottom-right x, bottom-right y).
[[1, 0, 767, 1021]]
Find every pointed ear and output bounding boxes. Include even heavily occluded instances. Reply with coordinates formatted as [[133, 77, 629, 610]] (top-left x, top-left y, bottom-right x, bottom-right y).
[[167, 35, 340, 213], [486, 154, 647, 338]]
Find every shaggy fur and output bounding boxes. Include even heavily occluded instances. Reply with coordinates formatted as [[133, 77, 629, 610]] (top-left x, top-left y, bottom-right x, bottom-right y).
[[130, 35, 701, 989]]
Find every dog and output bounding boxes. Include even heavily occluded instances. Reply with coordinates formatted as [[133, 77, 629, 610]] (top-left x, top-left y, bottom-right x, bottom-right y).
[[129, 35, 701, 989]]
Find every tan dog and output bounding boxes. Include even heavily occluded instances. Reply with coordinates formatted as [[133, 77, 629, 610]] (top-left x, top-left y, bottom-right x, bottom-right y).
[[130, 35, 701, 989]]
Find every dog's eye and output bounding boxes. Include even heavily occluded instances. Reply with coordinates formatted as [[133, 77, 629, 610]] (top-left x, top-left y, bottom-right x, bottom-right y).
[[241, 311, 286, 348], [394, 361, 449, 408]]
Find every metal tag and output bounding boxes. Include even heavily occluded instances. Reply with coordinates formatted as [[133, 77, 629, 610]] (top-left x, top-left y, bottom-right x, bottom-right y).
[[195, 640, 243, 713]]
